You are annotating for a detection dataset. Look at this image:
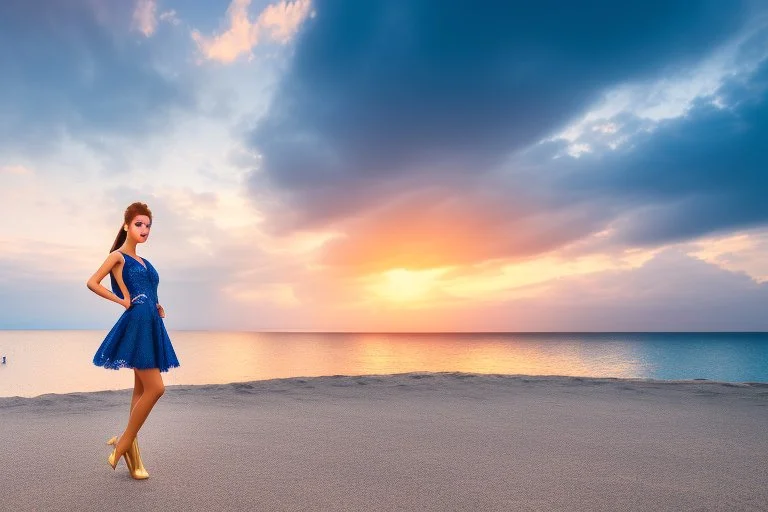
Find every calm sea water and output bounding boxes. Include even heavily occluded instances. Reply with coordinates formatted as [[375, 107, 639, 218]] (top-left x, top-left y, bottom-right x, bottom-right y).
[[0, 330, 766, 398]]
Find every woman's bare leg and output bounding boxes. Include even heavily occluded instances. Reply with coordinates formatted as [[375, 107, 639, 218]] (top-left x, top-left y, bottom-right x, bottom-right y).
[[130, 369, 144, 416], [113, 368, 164, 460]]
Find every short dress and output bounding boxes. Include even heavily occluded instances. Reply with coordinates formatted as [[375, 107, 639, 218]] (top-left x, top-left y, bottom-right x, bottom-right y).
[[92, 251, 180, 372]]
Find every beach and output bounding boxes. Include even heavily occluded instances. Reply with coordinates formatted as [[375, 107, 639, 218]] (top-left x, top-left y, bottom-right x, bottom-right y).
[[1, 371, 767, 511]]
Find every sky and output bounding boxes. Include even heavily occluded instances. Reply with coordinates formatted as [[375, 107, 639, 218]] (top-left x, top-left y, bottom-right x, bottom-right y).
[[1, 0, 767, 332]]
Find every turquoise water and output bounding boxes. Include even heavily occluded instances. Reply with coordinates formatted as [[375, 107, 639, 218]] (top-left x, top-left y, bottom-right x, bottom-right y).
[[0, 330, 766, 397]]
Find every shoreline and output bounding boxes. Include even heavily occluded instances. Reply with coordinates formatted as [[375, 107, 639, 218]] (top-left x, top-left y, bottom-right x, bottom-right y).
[[2, 370, 768, 405]]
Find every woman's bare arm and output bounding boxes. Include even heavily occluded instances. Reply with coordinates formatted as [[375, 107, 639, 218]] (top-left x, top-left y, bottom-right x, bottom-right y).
[[86, 252, 130, 308]]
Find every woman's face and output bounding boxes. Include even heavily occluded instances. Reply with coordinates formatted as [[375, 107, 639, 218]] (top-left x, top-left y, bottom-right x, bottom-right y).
[[125, 215, 152, 244]]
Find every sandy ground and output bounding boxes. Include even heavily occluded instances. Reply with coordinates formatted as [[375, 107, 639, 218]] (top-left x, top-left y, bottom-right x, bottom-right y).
[[1, 371, 767, 512]]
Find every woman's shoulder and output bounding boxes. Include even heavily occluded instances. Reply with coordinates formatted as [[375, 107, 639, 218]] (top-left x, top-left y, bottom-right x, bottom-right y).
[[109, 250, 125, 263]]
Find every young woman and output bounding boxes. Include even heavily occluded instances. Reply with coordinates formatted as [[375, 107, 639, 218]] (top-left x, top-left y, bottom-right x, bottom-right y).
[[87, 201, 180, 479]]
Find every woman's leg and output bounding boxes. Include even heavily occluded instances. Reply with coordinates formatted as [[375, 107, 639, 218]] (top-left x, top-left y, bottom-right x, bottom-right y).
[[113, 368, 164, 460], [130, 369, 144, 416]]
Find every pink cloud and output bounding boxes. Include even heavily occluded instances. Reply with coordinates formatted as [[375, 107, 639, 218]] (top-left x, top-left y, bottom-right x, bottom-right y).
[[132, 0, 157, 37], [192, 0, 313, 63]]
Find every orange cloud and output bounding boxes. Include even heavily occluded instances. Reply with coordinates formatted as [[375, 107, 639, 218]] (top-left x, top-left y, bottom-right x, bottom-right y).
[[314, 187, 598, 275], [686, 228, 768, 283], [192, 0, 313, 63]]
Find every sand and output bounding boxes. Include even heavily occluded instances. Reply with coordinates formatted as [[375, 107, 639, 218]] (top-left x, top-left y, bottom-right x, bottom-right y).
[[1, 371, 767, 512]]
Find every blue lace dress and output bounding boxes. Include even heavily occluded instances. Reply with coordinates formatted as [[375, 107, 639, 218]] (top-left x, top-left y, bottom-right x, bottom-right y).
[[93, 251, 180, 372]]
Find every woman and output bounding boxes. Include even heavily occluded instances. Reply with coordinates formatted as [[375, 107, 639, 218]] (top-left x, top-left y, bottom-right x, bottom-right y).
[[86, 201, 180, 479]]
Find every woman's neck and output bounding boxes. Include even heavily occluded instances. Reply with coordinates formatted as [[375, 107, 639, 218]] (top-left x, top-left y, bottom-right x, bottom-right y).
[[120, 242, 138, 255]]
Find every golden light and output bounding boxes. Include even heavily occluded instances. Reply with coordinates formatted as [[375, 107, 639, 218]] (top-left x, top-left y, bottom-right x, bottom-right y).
[[369, 267, 448, 303]]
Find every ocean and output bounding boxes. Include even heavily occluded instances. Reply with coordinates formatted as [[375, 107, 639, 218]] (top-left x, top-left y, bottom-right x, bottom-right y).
[[1, 330, 766, 398]]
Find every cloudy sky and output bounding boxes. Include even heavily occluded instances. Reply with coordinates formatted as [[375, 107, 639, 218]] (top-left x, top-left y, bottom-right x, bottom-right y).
[[1, 0, 767, 332]]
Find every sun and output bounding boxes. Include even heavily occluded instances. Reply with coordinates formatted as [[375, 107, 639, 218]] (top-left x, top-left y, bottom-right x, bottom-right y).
[[371, 267, 447, 302]]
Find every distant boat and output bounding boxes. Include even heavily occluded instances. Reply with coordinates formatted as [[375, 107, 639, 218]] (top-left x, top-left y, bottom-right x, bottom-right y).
[[1, 356, 5, 364]]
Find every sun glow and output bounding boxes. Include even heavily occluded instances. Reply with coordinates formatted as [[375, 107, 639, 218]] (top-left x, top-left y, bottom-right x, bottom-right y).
[[369, 267, 449, 302]]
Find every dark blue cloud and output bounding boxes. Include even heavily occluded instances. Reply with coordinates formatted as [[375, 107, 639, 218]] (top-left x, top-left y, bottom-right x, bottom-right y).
[[248, 0, 749, 207], [560, 56, 768, 246], [0, 0, 194, 156]]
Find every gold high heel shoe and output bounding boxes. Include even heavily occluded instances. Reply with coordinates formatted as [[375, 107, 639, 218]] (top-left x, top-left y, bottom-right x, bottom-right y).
[[130, 437, 150, 479], [106, 435, 127, 470], [107, 435, 149, 479]]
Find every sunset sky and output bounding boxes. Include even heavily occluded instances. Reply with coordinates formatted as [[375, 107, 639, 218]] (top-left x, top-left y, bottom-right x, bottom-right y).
[[1, 0, 767, 331]]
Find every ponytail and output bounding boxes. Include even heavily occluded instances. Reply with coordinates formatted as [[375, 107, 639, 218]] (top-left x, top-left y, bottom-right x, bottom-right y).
[[110, 225, 127, 253]]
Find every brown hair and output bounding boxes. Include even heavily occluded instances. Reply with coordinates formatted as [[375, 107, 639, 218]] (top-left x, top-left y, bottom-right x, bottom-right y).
[[110, 202, 153, 253]]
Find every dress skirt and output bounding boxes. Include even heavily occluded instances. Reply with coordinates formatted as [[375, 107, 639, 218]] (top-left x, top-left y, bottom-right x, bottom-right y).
[[93, 302, 180, 372]]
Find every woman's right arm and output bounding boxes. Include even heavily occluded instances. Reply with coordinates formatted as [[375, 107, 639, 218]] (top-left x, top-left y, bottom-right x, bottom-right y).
[[86, 252, 131, 309]]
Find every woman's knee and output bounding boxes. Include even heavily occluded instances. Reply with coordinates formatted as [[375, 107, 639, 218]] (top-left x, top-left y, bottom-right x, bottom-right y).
[[136, 369, 164, 398], [149, 385, 165, 399]]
